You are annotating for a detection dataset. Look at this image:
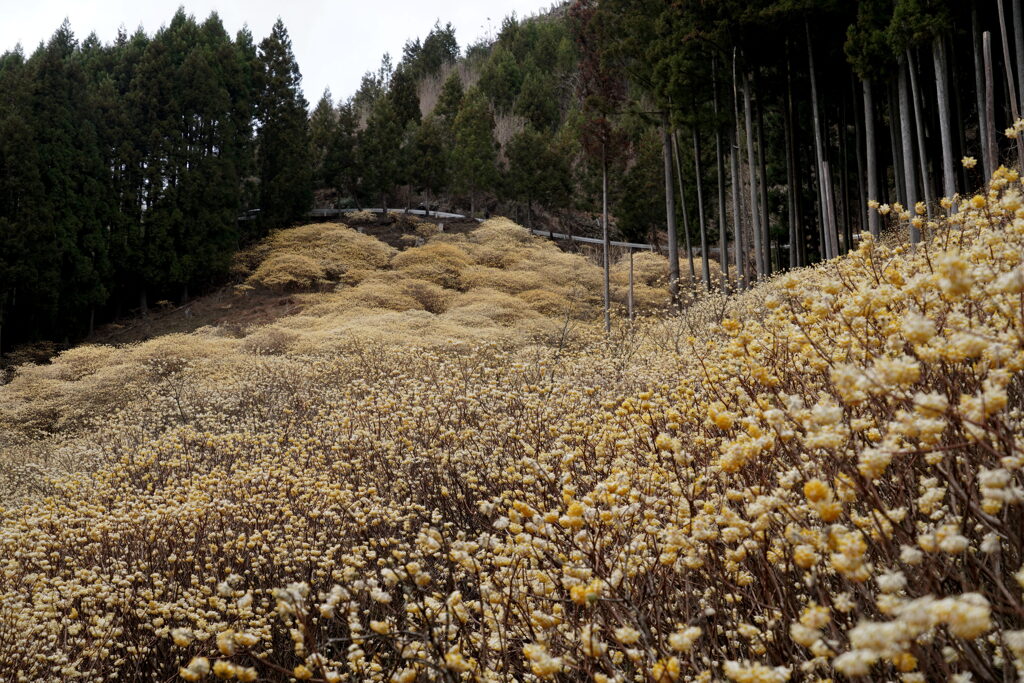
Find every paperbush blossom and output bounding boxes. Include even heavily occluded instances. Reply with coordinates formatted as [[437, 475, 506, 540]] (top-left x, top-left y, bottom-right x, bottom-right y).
[[1, 174, 1024, 681]]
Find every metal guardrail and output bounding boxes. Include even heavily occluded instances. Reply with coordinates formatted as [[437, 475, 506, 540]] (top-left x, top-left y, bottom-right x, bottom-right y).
[[308, 208, 476, 220], [527, 229, 657, 251], [306, 208, 661, 251]]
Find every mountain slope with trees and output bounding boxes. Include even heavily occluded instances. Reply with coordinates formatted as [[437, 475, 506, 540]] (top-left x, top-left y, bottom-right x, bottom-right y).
[[7, 1, 1024, 355]]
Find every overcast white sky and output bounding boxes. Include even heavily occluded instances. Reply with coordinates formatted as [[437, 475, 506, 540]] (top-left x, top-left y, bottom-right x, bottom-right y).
[[2, 0, 556, 106]]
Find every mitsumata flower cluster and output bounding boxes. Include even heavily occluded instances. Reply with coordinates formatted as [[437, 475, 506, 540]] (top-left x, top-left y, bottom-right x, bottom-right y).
[[0, 174, 1023, 681]]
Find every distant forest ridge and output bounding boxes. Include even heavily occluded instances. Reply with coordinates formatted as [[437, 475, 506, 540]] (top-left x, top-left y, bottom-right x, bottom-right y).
[[2, 1, 1023, 353]]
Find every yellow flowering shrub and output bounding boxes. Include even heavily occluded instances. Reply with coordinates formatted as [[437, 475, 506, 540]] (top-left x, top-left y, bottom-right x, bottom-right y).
[[2, 179, 1024, 681]]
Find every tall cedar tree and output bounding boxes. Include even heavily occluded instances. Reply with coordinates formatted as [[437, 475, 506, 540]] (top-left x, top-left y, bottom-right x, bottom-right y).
[[256, 20, 312, 231], [450, 89, 498, 217]]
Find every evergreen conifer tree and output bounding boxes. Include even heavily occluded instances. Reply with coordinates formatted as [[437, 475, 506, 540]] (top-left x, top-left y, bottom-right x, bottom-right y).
[[256, 19, 312, 231]]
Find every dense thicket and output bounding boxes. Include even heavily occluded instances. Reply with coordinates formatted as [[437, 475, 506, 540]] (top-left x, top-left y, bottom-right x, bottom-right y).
[[0, 11, 310, 353]]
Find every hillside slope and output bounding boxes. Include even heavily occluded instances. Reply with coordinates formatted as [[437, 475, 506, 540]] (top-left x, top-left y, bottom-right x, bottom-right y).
[[1, 190, 1023, 681]]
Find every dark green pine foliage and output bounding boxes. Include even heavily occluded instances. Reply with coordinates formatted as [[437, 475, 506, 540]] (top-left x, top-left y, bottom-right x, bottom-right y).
[[434, 72, 464, 135], [0, 12, 303, 351], [478, 45, 522, 112], [408, 114, 450, 209], [324, 101, 360, 204], [256, 19, 312, 231], [389, 65, 422, 129], [504, 126, 572, 225], [515, 67, 560, 131], [27, 22, 111, 338], [309, 90, 337, 186], [451, 88, 499, 217], [0, 48, 40, 350], [417, 22, 459, 77], [359, 96, 404, 209], [615, 131, 664, 244]]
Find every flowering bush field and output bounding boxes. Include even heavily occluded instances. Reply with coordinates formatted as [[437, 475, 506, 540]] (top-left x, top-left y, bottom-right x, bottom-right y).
[[2, 179, 1024, 681]]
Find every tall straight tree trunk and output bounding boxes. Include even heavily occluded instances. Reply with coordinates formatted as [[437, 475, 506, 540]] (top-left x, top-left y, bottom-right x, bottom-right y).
[[755, 78, 772, 273], [975, 9, 995, 180], [853, 77, 868, 237], [985, 32, 999, 176], [713, 56, 730, 290], [998, 0, 1024, 162], [898, 57, 920, 244], [733, 50, 749, 286], [602, 145, 610, 334], [806, 20, 837, 259], [692, 125, 711, 289], [841, 100, 853, 251], [906, 49, 934, 218], [732, 49, 748, 288], [1015, 0, 1024, 111], [672, 131, 697, 281], [661, 117, 681, 305], [889, 82, 907, 207], [730, 133, 746, 288], [743, 71, 764, 278], [785, 55, 801, 266], [864, 79, 880, 236], [949, 33, 969, 191], [933, 37, 957, 207]]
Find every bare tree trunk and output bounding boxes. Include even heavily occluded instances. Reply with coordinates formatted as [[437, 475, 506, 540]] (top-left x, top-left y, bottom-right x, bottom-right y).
[[976, 9, 995, 180], [692, 126, 711, 290], [661, 117, 681, 306], [822, 161, 839, 255], [785, 56, 800, 266], [933, 37, 957, 208], [755, 79, 772, 273], [898, 56, 920, 244], [906, 49, 934, 218], [713, 57, 730, 290], [841, 100, 852, 252], [743, 71, 764, 278], [998, 0, 1024, 162], [806, 20, 837, 259], [602, 145, 610, 334], [889, 82, 907, 207], [853, 77, 868, 238], [949, 34, 970, 191], [732, 49, 748, 288], [985, 32, 999, 176], [1016, 0, 1024, 109], [730, 138, 746, 287], [672, 131, 697, 281], [864, 79, 880, 236]]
